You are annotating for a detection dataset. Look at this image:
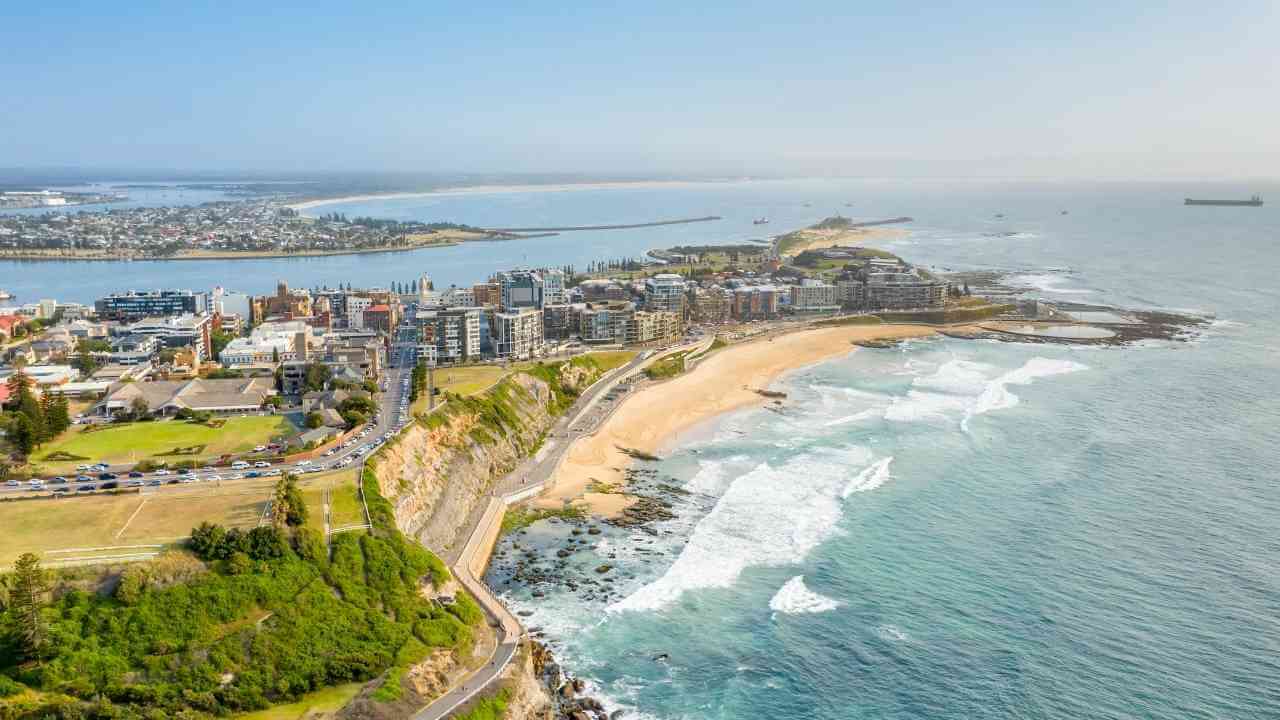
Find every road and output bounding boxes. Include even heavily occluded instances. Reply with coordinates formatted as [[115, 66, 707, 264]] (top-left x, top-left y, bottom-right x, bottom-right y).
[[2, 352, 413, 499], [414, 338, 710, 719]]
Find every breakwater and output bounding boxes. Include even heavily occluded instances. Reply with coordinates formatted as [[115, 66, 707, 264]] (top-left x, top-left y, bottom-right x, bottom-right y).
[[486, 215, 721, 232]]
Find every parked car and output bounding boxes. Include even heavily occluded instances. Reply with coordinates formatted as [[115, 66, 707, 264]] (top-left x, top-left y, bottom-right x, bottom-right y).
[[154, 469, 171, 476], [97, 472, 118, 481], [125, 480, 144, 488], [245, 471, 261, 478], [77, 484, 96, 493], [128, 471, 145, 478], [253, 461, 270, 468], [100, 481, 119, 490], [5, 480, 21, 488], [147, 479, 162, 487], [51, 476, 69, 484]]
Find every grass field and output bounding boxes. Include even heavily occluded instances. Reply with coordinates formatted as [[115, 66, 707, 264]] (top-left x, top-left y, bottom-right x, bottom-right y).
[[0, 469, 369, 567], [31, 415, 297, 473], [233, 682, 363, 719], [0, 482, 272, 566]]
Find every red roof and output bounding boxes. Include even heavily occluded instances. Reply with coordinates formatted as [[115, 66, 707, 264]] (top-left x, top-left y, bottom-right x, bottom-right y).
[[0, 315, 22, 331], [0, 383, 10, 405], [366, 304, 390, 312]]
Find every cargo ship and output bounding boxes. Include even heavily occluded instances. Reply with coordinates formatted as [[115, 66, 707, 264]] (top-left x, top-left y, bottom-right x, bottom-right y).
[[1185, 195, 1263, 207]]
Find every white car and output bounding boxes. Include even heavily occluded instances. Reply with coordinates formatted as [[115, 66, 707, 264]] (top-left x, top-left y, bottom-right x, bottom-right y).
[[253, 445, 267, 452], [153, 469, 171, 476], [297, 460, 312, 466], [253, 461, 270, 468], [205, 474, 222, 482]]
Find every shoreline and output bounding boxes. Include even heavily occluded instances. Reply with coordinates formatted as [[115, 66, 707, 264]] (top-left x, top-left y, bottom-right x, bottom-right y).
[[535, 323, 939, 516], [286, 179, 738, 211]]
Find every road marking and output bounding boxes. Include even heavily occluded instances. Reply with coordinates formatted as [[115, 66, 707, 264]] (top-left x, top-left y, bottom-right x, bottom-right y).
[[115, 498, 149, 540]]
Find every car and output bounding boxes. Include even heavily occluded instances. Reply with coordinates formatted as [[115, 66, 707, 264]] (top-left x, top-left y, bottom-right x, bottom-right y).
[[100, 481, 119, 490], [264, 469, 282, 476], [98, 472, 118, 481], [92, 463, 110, 471], [147, 479, 162, 487], [179, 476, 197, 484], [76, 464, 91, 471], [154, 469, 171, 476], [228, 473, 245, 480], [231, 460, 251, 469], [128, 471, 145, 478], [27, 482, 45, 491], [253, 445, 267, 452], [125, 480, 144, 488], [166, 478, 180, 485], [245, 471, 261, 478], [297, 460, 312, 466], [77, 484, 97, 493], [206, 474, 222, 482], [178, 468, 193, 475], [253, 461, 270, 468], [4, 479, 21, 488], [51, 476, 69, 484], [76, 474, 93, 482]]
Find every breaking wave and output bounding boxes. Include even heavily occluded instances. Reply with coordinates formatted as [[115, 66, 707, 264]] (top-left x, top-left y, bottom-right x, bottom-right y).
[[843, 457, 893, 497], [769, 576, 841, 614]]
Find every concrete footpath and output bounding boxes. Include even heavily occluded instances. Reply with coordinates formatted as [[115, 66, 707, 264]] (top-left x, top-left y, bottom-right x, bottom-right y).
[[414, 340, 707, 718]]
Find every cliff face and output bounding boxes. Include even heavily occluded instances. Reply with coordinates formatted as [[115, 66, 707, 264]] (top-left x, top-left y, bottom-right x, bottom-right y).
[[373, 372, 555, 556]]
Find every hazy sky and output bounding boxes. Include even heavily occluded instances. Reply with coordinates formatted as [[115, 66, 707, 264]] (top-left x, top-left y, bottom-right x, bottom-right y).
[[4, 1, 1277, 178]]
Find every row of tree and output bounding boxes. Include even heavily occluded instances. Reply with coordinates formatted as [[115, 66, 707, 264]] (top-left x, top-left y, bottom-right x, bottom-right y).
[[2, 372, 72, 456]]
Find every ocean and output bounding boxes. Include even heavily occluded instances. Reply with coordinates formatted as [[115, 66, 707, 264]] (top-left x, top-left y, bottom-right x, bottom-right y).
[[6, 178, 1279, 717], [478, 180, 1280, 719]]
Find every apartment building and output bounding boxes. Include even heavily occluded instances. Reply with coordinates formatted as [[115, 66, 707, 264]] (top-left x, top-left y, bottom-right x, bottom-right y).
[[492, 307, 545, 360]]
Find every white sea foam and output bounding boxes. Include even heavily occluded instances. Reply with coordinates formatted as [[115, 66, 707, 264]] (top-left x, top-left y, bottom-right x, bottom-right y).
[[962, 357, 1088, 431], [843, 457, 893, 496], [884, 357, 1087, 430], [876, 624, 911, 643], [608, 448, 869, 614], [1012, 273, 1094, 295], [769, 575, 841, 614]]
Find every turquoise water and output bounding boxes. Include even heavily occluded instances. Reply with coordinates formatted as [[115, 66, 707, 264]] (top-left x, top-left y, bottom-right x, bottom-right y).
[[484, 182, 1280, 719]]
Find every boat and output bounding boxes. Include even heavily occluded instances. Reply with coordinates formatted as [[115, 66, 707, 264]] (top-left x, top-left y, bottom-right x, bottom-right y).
[[0, 290, 12, 301], [1184, 195, 1263, 207], [753, 217, 770, 225]]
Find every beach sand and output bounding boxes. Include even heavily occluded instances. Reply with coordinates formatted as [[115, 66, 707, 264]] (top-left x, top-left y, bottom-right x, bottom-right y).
[[536, 323, 937, 515], [781, 226, 909, 256]]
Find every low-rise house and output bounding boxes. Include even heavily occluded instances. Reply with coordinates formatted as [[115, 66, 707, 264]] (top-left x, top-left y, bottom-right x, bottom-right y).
[[94, 377, 275, 417]]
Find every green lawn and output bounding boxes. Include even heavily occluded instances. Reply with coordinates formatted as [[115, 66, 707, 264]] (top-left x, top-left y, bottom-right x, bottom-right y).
[[32, 415, 297, 473], [233, 682, 364, 719]]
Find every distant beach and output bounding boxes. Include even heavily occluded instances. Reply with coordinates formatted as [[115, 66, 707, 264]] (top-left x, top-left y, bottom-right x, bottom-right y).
[[287, 179, 737, 211], [537, 323, 938, 516]]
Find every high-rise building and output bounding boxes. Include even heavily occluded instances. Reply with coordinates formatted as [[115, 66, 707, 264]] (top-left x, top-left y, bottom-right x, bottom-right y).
[[415, 307, 482, 365], [644, 273, 687, 315], [497, 269, 545, 310], [493, 308, 545, 360], [95, 290, 209, 322]]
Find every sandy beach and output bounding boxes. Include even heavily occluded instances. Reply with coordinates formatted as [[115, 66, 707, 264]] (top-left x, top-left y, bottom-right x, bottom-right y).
[[537, 323, 937, 515], [287, 180, 731, 211], [778, 225, 910, 257]]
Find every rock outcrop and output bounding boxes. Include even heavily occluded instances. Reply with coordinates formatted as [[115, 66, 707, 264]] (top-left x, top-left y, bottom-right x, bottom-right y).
[[372, 373, 556, 555]]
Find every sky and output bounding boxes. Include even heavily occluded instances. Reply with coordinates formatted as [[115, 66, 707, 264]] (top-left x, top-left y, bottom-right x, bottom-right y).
[[2, 1, 1278, 179]]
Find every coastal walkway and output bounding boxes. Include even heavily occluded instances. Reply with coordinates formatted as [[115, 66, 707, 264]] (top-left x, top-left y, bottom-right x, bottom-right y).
[[413, 340, 706, 719]]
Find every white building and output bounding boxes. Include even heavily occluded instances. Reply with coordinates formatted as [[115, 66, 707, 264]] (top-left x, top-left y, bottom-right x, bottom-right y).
[[789, 280, 839, 312], [219, 321, 316, 367], [493, 308, 545, 360]]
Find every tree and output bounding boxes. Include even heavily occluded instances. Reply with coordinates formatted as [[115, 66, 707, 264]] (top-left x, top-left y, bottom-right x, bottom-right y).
[[210, 330, 235, 359], [8, 414, 36, 456], [271, 474, 308, 528], [303, 362, 332, 393], [129, 397, 150, 420], [10, 552, 50, 658], [49, 395, 71, 436], [304, 411, 324, 429], [271, 346, 280, 365], [4, 372, 32, 410]]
